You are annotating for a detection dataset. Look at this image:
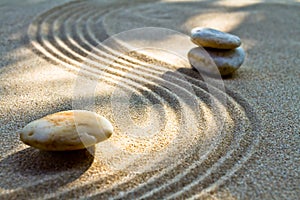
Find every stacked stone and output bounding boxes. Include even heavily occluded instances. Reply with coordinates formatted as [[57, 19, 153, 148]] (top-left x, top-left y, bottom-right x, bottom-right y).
[[188, 27, 245, 76]]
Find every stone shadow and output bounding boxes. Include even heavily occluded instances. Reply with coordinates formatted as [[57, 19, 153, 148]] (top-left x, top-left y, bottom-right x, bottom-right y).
[[0, 146, 94, 199]]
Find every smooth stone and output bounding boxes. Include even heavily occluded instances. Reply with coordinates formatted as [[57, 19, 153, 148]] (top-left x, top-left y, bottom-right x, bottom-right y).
[[20, 110, 113, 151], [188, 47, 245, 76], [191, 27, 241, 49]]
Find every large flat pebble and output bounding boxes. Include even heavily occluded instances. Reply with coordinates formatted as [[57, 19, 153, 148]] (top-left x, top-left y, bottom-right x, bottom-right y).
[[20, 110, 113, 151]]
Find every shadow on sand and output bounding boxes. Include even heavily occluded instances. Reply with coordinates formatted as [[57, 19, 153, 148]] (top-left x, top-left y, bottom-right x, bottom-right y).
[[0, 146, 94, 198]]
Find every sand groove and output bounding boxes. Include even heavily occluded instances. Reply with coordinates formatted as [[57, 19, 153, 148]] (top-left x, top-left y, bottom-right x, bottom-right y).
[[25, 1, 261, 199]]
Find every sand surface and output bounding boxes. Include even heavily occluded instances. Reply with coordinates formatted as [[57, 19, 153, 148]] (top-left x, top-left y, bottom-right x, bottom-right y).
[[0, 0, 299, 199]]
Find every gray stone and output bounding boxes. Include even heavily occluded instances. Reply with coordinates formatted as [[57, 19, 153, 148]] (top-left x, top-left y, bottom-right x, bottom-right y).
[[188, 47, 245, 76], [191, 27, 241, 49], [20, 110, 113, 151]]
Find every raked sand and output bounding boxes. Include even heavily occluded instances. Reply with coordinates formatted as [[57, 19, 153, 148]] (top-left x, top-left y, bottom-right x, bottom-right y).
[[0, 0, 299, 199]]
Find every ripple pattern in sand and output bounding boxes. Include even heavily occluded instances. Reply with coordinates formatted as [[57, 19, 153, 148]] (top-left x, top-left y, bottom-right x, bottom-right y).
[[24, 1, 261, 199]]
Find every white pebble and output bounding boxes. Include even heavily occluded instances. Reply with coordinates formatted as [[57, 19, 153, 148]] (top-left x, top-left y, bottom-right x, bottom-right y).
[[20, 110, 113, 151]]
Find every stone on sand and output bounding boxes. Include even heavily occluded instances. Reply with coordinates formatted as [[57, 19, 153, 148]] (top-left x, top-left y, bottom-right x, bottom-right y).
[[20, 110, 113, 151], [188, 47, 245, 76]]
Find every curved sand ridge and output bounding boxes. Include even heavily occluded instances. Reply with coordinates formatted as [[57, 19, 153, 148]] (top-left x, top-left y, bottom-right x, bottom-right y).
[[26, 1, 261, 199]]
